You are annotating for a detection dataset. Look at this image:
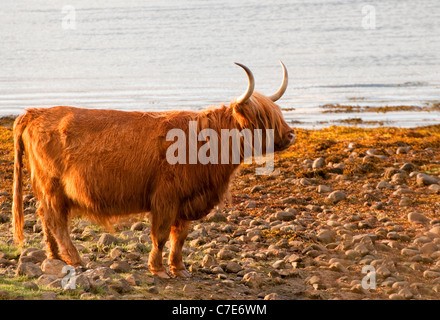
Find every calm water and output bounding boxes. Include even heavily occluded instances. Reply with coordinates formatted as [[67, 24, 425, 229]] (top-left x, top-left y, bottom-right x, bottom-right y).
[[0, 0, 439, 128]]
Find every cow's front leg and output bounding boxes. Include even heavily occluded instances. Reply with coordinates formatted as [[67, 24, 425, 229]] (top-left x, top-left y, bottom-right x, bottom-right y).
[[148, 213, 173, 279], [169, 219, 192, 278]]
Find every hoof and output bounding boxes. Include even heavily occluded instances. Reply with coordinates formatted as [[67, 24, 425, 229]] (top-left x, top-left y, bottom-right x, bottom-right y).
[[171, 269, 192, 278], [151, 270, 171, 279]]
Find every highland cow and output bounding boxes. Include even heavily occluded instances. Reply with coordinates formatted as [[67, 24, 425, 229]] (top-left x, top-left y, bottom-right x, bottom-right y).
[[12, 62, 295, 278]]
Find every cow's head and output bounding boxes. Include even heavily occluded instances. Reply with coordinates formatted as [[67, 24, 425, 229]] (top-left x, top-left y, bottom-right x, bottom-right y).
[[230, 62, 295, 152]]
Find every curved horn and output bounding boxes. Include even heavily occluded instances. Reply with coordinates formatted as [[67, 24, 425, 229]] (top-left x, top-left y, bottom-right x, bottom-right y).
[[234, 62, 255, 104], [269, 60, 288, 102]]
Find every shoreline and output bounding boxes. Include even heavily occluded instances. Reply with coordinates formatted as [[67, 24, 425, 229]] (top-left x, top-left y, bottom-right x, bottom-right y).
[[1, 106, 439, 130]]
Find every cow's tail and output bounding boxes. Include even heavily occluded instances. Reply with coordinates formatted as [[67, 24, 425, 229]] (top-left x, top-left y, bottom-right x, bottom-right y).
[[12, 113, 28, 246]]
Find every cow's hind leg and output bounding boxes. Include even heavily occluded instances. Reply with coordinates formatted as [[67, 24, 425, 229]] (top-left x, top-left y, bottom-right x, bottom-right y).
[[36, 206, 61, 260], [40, 198, 82, 267], [169, 219, 191, 278], [148, 210, 174, 279]]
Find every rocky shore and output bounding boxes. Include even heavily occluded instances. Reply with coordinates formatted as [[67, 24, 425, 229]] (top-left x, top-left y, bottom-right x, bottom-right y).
[[0, 118, 440, 300]]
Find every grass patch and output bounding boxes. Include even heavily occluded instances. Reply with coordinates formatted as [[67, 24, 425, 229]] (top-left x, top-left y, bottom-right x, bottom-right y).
[[0, 243, 21, 260], [0, 276, 83, 300], [0, 277, 38, 299]]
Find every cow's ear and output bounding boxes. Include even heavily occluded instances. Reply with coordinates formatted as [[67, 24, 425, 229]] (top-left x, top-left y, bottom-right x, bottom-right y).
[[231, 104, 249, 127], [232, 101, 246, 117]]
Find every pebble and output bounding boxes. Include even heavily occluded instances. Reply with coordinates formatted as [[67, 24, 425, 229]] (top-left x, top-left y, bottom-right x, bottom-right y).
[[389, 293, 404, 300], [206, 211, 227, 222], [110, 260, 131, 273], [317, 229, 336, 244], [80, 293, 94, 299], [371, 202, 384, 210], [413, 236, 432, 245], [48, 279, 63, 289], [330, 163, 345, 174], [246, 201, 257, 209], [345, 250, 361, 260], [308, 276, 325, 290], [211, 266, 225, 274], [242, 272, 263, 288], [366, 149, 379, 156], [0, 213, 10, 223], [420, 243, 438, 255], [274, 210, 295, 221], [376, 266, 391, 278], [387, 232, 400, 240], [423, 270, 440, 279], [429, 226, 440, 237], [428, 184, 440, 194], [23, 282, 39, 291], [147, 286, 159, 294], [400, 163, 416, 172], [376, 181, 393, 189], [408, 212, 430, 225], [40, 292, 57, 300], [354, 244, 369, 256], [84, 267, 115, 280], [202, 254, 217, 268], [138, 234, 150, 244], [81, 228, 97, 240], [329, 262, 348, 273], [328, 191, 346, 203], [74, 274, 92, 291], [183, 284, 196, 293], [125, 274, 141, 286], [396, 146, 411, 154], [110, 247, 123, 259], [327, 220, 341, 227], [299, 178, 312, 186], [350, 283, 367, 294], [41, 259, 67, 277], [307, 275, 321, 286], [27, 250, 47, 263], [16, 262, 43, 278], [130, 222, 145, 231], [272, 260, 286, 269], [97, 233, 119, 247], [398, 288, 413, 300], [217, 248, 235, 260], [401, 248, 419, 257], [264, 293, 279, 300], [417, 173, 439, 186], [313, 157, 325, 169], [36, 274, 58, 286], [317, 185, 332, 193], [109, 279, 134, 294], [0, 290, 9, 300], [306, 204, 321, 212], [384, 168, 400, 179], [392, 281, 408, 290], [391, 173, 406, 184], [250, 185, 264, 193], [399, 197, 412, 206], [225, 262, 242, 273]]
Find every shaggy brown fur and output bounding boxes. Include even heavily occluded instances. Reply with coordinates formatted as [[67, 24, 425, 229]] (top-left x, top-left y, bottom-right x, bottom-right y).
[[12, 91, 294, 277]]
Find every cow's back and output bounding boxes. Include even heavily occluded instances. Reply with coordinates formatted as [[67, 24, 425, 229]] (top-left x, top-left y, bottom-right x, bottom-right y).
[[21, 107, 168, 216]]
